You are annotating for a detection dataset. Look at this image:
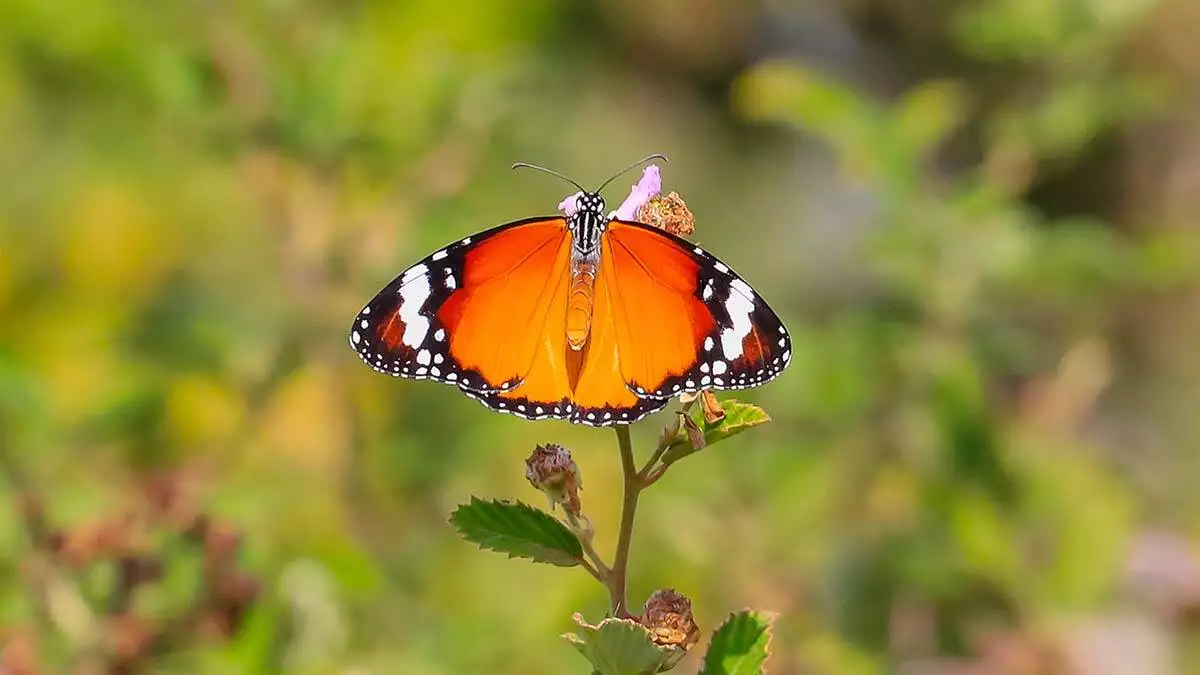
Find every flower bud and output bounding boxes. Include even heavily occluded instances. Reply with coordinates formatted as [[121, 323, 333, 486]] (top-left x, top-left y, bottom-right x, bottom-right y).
[[640, 589, 700, 669], [524, 444, 582, 515], [637, 191, 696, 237]]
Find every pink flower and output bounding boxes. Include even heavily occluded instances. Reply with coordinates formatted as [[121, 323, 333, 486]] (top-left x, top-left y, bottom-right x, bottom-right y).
[[612, 165, 662, 220], [557, 165, 663, 220], [558, 192, 583, 217]]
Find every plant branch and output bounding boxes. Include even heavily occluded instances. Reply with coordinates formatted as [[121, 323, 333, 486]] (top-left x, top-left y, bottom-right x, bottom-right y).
[[637, 440, 671, 485], [608, 426, 640, 618], [577, 557, 604, 583], [641, 463, 669, 488]]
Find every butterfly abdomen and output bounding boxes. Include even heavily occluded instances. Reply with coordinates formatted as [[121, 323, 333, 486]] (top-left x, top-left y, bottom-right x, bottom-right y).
[[566, 260, 597, 351]]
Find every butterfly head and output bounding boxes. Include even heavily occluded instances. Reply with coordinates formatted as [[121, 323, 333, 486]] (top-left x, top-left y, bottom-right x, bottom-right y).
[[569, 192, 607, 258]]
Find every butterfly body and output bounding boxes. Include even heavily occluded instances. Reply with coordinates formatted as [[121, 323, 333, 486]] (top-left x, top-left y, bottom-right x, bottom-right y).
[[350, 189, 791, 427]]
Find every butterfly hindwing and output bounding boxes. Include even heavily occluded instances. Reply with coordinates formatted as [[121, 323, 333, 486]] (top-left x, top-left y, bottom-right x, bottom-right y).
[[558, 259, 673, 425], [350, 217, 571, 397], [602, 219, 792, 400]]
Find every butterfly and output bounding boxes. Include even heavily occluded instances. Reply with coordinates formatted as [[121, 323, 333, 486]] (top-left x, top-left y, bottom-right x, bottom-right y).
[[349, 156, 791, 427]]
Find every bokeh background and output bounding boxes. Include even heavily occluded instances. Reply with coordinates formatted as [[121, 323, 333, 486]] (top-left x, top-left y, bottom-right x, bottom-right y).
[[3, 0, 1200, 673]]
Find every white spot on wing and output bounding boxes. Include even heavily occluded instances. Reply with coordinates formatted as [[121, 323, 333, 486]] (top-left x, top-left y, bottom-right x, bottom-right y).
[[351, 331, 361, 344], [703, 336, 714, 351], [434, 328, 446, 341], [445, 275, 457, 290], [713, 261, 729, 274], [712, 361, 728, 375], [719, 286, 755, 360], [416, 349, 432, 366], [730, 278, 755, 299], [401, 263, 428, 284], [431, 249, 448, 261], [397, 276, 432, 348]]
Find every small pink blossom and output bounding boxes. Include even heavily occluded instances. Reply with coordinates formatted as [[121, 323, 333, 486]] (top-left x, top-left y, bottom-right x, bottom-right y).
[[558, 192, 583, 217], [612, 165, 662, 220]]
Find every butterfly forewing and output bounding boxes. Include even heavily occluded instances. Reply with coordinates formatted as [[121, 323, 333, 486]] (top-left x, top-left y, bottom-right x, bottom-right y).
[[350, 217, 570, 397], [601, 220, 792, 400]]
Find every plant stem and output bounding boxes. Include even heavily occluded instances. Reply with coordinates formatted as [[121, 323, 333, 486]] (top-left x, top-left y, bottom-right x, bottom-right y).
[[637, 438, 671, 483], [577, 557, 604, 584], [608, 426, 640, 618]]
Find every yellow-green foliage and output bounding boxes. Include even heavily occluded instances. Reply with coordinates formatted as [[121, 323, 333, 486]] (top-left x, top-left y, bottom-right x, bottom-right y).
[[2, 0, 1199, 673]]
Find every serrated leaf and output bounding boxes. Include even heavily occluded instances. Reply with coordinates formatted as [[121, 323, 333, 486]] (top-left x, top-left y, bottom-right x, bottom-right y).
[[701, 611, 775, 675], [662, 400, 771, 465], [449, 498, 582, 567], [563, 613, 676, 675]]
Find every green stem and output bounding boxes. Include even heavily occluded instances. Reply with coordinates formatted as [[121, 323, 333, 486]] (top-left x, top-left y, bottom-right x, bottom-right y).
[[608, 426, 640, 618]]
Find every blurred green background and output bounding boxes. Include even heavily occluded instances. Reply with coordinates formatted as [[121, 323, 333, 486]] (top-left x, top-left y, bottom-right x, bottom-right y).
[[4, 0, 1200, 673]]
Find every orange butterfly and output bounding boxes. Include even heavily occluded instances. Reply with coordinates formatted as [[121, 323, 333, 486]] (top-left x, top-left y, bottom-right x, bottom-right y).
[[349, 158, 791, 426]]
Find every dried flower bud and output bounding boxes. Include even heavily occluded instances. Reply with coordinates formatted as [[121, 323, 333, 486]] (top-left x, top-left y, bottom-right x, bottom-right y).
[[637, 191, 696, 237], [698, 390, 725, 425], [641, 589, 700, 669], [678, 413, 706, 451], [524, 444, 583, 515]]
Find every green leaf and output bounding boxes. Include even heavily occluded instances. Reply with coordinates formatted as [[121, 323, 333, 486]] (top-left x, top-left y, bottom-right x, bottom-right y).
[[701, 611, 775, 675], [563, 613, 677, 675], [449, 498, 583, 567], [661, 401, 771, 465]]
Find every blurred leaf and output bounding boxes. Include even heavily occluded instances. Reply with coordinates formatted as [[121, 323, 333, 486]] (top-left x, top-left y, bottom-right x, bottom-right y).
[[734, 60, 880, 147], [700, 610, 775, 675], [449, 497, 583, 567], [892, 80, 969, 155], [662, 401, 770, 465], [562, 613, 673, 675]]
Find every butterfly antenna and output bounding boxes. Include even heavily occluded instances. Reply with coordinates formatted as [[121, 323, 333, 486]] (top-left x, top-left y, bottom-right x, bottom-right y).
[[594, 153, 669, 193], [511, 161, 588, 194]]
